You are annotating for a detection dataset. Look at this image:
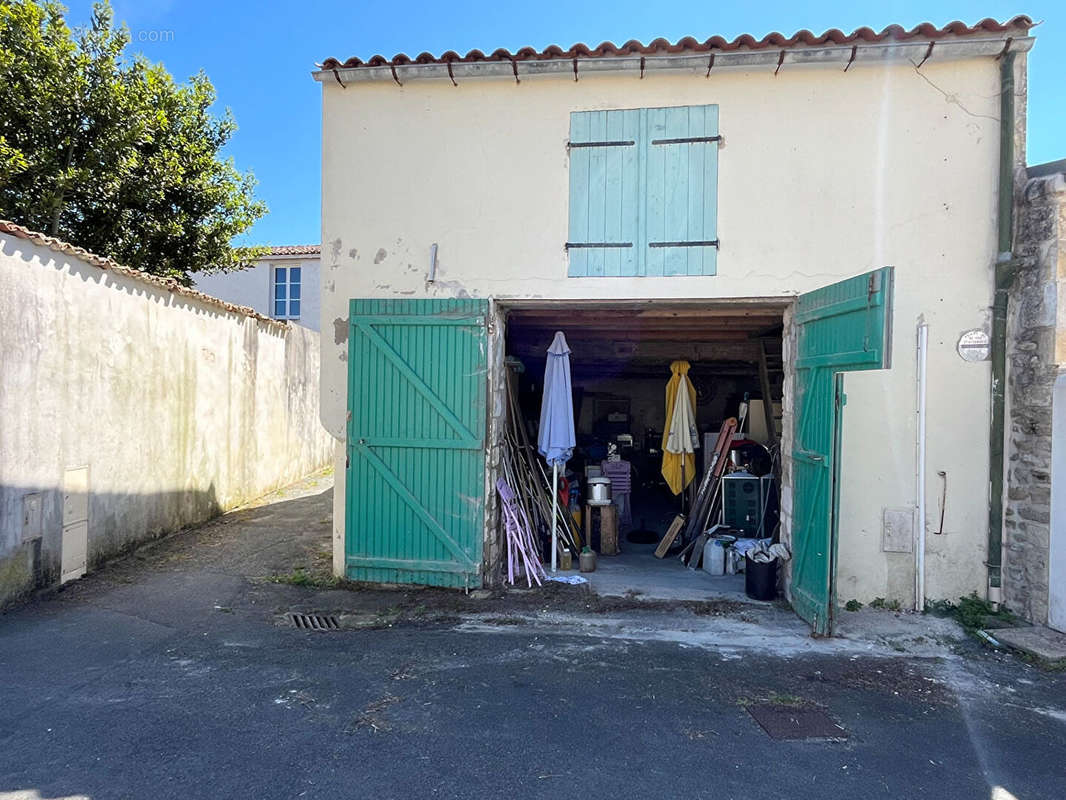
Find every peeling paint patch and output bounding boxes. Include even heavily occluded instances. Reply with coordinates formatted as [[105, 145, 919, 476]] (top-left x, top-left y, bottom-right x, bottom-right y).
[[325, 281, 336, 293], [339, 350, 347, 361], [330, 238, 342, 266], [333, 316, 349, 345], [349, 248, 358, 259], [374, 248, 387, 264]]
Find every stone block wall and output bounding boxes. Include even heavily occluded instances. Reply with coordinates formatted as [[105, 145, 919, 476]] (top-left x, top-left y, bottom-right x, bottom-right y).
[[1005, 172, 1066, 622]]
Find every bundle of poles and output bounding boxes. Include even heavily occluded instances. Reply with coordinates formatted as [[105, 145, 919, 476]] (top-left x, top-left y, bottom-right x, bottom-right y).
[[500, 364, 581, 575]]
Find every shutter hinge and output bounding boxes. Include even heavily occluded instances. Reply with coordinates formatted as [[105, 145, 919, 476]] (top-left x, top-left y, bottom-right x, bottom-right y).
[[567, 140, 635, 149]]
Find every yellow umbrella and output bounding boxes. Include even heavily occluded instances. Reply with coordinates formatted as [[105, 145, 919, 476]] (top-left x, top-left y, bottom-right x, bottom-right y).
[[661, 360, 699, 495]]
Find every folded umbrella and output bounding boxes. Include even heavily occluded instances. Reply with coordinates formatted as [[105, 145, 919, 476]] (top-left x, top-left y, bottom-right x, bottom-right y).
[[537, 331, 576, 571], [662, 360, 699, 497]]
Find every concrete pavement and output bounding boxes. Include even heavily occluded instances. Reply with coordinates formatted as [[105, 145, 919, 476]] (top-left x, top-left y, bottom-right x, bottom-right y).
[[2, 473, 1065, 800]]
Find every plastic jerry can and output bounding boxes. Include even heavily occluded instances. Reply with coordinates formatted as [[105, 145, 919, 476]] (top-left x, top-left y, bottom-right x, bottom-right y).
[[703, 538, 726, 576]]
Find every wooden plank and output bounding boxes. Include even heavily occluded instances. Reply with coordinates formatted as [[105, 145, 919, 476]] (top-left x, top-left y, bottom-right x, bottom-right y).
[[619, 109, 641, 277], [587, 111, 607, 277], [758, 339, 778, 447], [600, 504, 619, 555], [567, 112, 591, 277], [685, 532, 709, 569], [662, 106, 688, 277], [654, 514, 687, 558], [643, 107, 664, 277]]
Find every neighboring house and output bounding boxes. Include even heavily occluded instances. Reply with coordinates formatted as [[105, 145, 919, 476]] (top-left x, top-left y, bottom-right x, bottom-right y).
[[192, 245, 322, 331], [313, 17, 1044, 634]]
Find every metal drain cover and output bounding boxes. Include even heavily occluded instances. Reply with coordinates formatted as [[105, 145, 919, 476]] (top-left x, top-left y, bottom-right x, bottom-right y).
[[290, 613, 340, 631], [746, 705, 847, 740]]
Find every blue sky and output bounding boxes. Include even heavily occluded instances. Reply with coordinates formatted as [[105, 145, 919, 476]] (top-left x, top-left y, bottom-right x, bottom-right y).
[[64, 0, 1063, 246]]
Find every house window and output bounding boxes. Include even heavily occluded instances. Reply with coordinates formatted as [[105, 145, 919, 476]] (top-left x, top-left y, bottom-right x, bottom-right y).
[[273, 266, 301, 319], [567, 104, 719, 277]]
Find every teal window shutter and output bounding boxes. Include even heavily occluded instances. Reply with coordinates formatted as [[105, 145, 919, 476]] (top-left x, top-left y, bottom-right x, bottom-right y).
[[644, 105, 719, 277], [567, 109, 641, 277], [568, 105, 719, 278]]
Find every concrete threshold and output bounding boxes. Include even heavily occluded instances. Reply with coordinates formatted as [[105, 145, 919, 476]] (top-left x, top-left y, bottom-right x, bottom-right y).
[[990, 625, 1066, 664], [561, 547, 761, 604]]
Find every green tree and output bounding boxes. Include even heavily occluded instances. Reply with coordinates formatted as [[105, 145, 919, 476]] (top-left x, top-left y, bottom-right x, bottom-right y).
[[0, 0, 266, 281]]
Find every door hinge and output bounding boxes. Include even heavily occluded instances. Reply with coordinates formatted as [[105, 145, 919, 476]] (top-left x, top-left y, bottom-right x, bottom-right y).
[[868, 272, 882, 295]]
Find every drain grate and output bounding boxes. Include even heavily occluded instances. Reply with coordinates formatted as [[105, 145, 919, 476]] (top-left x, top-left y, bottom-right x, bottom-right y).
[[290, 613, 340, 631], [746, 705, 847, 740]]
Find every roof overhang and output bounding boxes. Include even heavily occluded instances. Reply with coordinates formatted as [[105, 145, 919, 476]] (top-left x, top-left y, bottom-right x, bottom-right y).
[[313, 35, 1034, 86]]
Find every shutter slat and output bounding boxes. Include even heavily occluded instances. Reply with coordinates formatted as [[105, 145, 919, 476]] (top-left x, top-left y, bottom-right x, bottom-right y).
[[664, 106, 689, 277], [686, 105, 707, 276], [587, 111, 608, 277], [644, 108, 666, 277], [603, 111, 623, 277], [568, 112, 591, 277]]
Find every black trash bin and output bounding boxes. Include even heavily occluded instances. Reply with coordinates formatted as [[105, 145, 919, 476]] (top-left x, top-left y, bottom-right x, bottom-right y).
[[745, 554, 777, 601]]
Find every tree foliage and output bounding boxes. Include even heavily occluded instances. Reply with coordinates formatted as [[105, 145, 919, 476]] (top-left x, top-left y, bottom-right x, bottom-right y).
[[0, 0, 266, 281]]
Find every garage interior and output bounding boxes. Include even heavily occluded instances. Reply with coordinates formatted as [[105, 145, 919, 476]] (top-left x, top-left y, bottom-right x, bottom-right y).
[[503, 302, 789, 600]]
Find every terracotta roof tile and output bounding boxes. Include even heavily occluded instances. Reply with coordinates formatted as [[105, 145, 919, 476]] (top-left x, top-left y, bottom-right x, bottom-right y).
[[320, 16, 1034, 71], [0, 220, 287, 328], [266, 244, 320, 256]]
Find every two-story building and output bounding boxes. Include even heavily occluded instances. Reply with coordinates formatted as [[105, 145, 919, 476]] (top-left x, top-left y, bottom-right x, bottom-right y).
[[193, 245, 322, 331], [313, 17, 1038, 634]]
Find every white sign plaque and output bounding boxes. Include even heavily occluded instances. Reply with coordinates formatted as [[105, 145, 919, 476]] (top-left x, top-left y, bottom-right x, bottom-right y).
[[957, 329, 991, 362]]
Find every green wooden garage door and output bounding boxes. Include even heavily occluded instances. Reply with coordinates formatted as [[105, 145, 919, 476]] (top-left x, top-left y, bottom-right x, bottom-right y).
[[792, 268, 894, 635], [345, 299, 488, 588]]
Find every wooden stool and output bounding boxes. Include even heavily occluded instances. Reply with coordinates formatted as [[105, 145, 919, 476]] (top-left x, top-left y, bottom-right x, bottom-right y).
[[585, 503, 619, 556]]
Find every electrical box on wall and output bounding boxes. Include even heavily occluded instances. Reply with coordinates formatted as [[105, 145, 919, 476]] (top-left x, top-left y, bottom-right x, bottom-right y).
[[22, 493, 42, 542], [882, 508, 915, 553], [62, 466, 89, 583]]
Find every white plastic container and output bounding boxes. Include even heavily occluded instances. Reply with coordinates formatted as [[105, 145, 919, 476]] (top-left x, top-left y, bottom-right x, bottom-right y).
[[703, 538, 726, 576]]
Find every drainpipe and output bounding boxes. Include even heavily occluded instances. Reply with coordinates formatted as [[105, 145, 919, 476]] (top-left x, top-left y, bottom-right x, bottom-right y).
[[987, 49, 1020, 607], [916, 319, 928, 611]]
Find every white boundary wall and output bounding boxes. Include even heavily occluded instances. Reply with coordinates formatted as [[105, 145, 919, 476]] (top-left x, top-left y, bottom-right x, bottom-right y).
[[0, 228, 334, 605]]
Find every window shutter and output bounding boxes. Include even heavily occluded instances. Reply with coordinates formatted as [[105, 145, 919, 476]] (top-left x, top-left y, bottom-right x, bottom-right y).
[[643, 105, 719, 277], [567, 109, 641, 277]]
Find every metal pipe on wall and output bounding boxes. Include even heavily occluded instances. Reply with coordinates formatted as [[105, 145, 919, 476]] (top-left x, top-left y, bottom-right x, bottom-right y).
[[987, 48, 1020, 607], [916, 319, 929, 611]]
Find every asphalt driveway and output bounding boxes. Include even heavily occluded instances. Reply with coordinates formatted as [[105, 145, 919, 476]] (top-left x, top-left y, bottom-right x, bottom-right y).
[[2, 473, 1065, 800]]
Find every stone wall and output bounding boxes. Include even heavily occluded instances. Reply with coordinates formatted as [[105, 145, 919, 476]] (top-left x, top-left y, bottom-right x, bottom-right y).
[[1005, 171, 1066, 623], [0, 224, 335, 608]]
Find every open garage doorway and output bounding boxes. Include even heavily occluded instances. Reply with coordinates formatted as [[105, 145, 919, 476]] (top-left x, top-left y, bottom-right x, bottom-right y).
[[501, 301, 789, 603]]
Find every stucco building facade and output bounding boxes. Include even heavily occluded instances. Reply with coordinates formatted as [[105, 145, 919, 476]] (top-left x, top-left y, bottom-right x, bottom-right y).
[[314, 17, 1038, 633]]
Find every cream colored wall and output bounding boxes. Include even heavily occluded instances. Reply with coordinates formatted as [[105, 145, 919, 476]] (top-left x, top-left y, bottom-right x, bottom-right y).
[[321, 57, 1004, 603], [0, 234, 335, 606]]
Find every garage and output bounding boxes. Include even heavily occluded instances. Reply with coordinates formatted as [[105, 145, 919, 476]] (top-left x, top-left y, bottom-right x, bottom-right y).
[[501, 301, 788, 601], [342, 269, 892, 634]]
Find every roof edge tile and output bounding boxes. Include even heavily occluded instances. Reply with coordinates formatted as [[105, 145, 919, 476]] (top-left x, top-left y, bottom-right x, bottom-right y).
[[0, 220, 287, 327], [319, 16, 1034, 71]]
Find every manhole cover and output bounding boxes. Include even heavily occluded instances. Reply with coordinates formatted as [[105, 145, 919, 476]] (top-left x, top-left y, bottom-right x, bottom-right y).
[[290, 613, 340, 631], [746, 705, 847, 740]]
